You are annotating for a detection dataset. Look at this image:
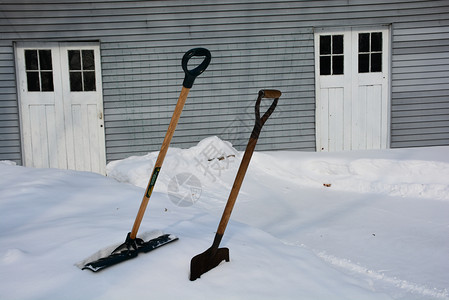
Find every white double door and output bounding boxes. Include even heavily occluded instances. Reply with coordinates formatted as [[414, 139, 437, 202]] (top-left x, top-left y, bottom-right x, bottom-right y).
[[15, 42, 106, 174], [315, 27, 390, 151]]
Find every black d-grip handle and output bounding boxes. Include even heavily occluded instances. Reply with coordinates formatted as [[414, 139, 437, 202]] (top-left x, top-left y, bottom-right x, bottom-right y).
[[251, 89, 282, 139], [182, 48, 211, 88]]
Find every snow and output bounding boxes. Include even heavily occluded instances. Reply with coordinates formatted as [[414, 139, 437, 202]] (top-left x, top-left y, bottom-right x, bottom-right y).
[[1, 136, 448, 300]]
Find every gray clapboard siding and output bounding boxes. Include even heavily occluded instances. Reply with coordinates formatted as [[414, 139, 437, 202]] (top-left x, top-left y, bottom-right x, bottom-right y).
[[1, 0, 449, 164], [391, 16, 449, 148], [0, 43, 21, 163], [98, 18, 316, 157]]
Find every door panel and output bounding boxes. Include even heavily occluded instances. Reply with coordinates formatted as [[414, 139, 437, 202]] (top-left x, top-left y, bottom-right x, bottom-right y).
[[60, 43, 105, 173], [14, 43, 67, 169]]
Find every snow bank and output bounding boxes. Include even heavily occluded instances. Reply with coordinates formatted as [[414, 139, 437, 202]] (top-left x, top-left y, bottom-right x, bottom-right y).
[[107, 136, 238, 189], [108, 136, 449, 201], [0, 161, 391, 300], [276, 154, 449, 201], [1, 136, 448, 300]]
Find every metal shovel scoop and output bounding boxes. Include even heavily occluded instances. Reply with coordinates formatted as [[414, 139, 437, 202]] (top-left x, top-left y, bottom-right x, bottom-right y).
[[190, 89, 281, 280]]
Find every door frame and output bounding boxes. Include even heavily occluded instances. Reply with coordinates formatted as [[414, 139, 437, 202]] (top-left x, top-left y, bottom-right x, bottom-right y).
[[14, 41, 106, 174], [314, 25, 392, 151]]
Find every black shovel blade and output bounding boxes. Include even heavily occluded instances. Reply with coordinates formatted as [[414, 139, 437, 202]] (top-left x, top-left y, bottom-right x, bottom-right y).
[[81, 234, 178, 272], [190, 246, 230, 281]]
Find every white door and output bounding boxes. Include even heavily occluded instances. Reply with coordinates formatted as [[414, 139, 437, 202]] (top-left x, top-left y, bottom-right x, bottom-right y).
[[14, 42, 106, 174], [314, 27, 390, 151]]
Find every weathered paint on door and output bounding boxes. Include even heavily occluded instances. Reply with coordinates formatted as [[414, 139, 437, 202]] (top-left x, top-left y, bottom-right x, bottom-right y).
[[314, 27, 390, 151], [14, 42, 106, 174]]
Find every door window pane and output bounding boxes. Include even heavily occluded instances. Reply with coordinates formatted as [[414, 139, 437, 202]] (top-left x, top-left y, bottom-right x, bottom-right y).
[[358, 54, 370, 73], [26, 72, 40, 91], [319, 34, 344, 75], [332, 35, 343, 54], [358, 32, 383, 73], [371, 32, 382, 51], [41, 71, 54, 91], [68, 50, 81, 70], [83, 72, 96, 91], [320, 36, 331, 55], [371, 53, 382, 72], [358, 33, 370, 52], [39, 50, 52, 70], [320, 56, 331, 75], [333, 55, 344, 75], [68, 49, 96, 92], [25, 50, 38, 70], [82, 50, 95, 70], [70, 72, 83, 91], [24, 49, 54, 92]]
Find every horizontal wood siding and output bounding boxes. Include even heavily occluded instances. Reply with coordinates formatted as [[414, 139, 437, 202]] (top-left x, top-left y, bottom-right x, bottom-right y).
[[0, 44, 22, 163], [391, 19, 449, 148], [1, 0, 448, 163]]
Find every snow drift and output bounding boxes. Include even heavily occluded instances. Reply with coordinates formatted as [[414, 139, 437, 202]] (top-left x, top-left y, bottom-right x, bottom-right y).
[[1, 136, 448, 300]]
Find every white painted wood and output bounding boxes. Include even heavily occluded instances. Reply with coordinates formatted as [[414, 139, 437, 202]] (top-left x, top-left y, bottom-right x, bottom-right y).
[[351, 27, 390, 150], [14, 42, 106, 174], [60, 42, 106, 174], [15, 42, 66, 169], [314, 29, 352, 151], [315, 26, 390, 151]]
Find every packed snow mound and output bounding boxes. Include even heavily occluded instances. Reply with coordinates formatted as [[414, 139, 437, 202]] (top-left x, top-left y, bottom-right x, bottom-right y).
[[107, 136, 449, 201], [107, 136, 240, 192], [0, 160, 16, 166]]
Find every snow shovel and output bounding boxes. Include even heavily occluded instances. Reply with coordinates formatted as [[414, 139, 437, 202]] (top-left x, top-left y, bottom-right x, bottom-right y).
[[190, 89, 281, 280], [81, 48, 211, 272]]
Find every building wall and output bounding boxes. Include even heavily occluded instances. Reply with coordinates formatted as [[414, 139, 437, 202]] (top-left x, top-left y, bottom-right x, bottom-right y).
[[391, 19, 449, 147], [1, 0, 448, 164]]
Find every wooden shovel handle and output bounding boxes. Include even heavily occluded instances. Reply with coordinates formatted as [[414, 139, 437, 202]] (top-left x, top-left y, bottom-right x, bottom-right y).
[[130, 87, 190, 239], [130, 48, 211, 239], [216, 89, 281, 236]]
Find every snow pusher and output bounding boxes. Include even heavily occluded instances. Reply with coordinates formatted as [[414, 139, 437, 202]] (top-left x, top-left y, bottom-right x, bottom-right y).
[[81, 48, 211, 272], [190, 89, 281, 280]]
